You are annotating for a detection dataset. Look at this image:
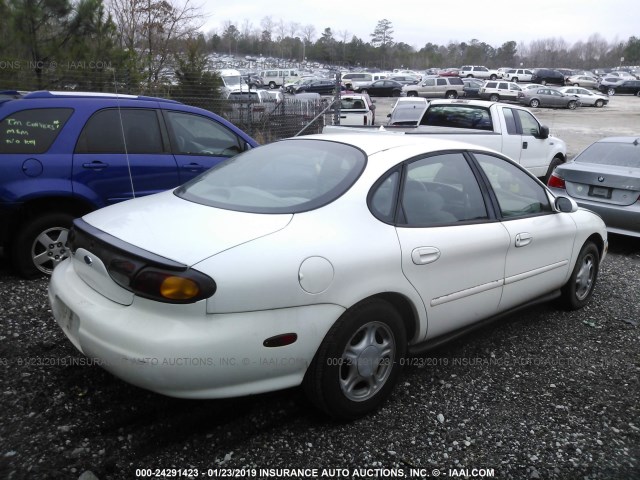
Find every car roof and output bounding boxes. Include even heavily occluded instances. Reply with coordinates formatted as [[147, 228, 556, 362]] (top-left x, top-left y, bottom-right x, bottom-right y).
[[299, 131, 500, 157], [17, 90, 181, 104]]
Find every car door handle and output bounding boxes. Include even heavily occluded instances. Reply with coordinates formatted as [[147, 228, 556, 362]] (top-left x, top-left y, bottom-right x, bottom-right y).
[[515, 233, 532, 247], [522, 141, 528, 149], [411, 247, 441, 265], [82, 161, 109, 169], [181, 163, 205, 171]]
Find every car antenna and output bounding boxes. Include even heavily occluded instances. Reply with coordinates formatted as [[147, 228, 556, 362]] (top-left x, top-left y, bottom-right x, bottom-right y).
[[112, 69, 136, 199]]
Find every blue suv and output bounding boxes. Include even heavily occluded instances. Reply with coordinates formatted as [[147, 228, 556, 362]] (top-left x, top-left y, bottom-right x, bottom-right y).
[[0, 91, 258, 277]]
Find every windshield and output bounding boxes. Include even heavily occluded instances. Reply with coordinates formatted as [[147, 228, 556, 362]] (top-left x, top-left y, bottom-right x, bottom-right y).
[[175, 139, 367, 213], [221, 75, 243, 87], [575, 141, 640, 168]]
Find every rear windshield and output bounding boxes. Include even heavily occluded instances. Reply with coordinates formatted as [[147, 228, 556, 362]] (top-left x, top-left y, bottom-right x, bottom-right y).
[[420, 104, 493, 131], [175, 139, 366, 213], [575, 141, 640, 168]]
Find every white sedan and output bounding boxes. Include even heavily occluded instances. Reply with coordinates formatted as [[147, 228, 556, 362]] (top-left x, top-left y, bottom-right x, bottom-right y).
[[558, 86, 609, 107], [49, 134, 608, 420]]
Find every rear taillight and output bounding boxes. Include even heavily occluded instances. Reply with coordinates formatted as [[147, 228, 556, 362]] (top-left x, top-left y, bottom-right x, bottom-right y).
[[109, 260, 216, 303], [547, 173, 566, 189]]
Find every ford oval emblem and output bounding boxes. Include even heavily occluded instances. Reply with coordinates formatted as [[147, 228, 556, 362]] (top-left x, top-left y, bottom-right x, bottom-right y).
[[598, 176, 605, 182], [84, 255, 93, 266]]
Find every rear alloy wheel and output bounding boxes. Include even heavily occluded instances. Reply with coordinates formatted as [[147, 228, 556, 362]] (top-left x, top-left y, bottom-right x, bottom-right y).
[[573, 83, 580, 86], [559, 242, 599, 310], [607, 88, 615, 96], [407, 91, 418, 97], [512, 77, 519, 83], [529, 99, 540, 108], [489, 93, 500, 102], [541, 80, 547, 85], [490, 74, 497, 80], [445, 91, 458, 99], [595, 99, 604, 108], [12, 212, 75, 278], [303, 299, 406, 420], [268, 81, 276, 89], [568, 100, 577, 110]]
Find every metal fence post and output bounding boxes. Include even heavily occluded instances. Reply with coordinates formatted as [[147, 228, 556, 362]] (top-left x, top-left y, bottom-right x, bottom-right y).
[[333, 72, 342, 125]]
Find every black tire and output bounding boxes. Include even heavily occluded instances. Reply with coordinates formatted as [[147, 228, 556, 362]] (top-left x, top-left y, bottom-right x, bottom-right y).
[[559, 242, 599, 310], [607, 88, 615, 96], [530, 98, 540, 108], [568, 100, 577, 110], [541, 80, 547, 85], [303, 298, 406, 420], [490, 74, 497, 80], [392, 90, 401, 97], [544, 156, 564, 183], [595, 99, 604, 108], [360, 89, 368, 94], [407, 91, 418, 97], [512, 77, 519, 83], [489, 93, 500, 102], [268, 81, 276, 89], [573, 83, 580, 87], [12, 212, 75, 278], [445, 91, 458, 99]]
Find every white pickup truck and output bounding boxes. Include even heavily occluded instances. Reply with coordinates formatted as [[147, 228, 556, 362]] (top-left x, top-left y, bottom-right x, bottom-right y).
[[322, 99, 567, 180]]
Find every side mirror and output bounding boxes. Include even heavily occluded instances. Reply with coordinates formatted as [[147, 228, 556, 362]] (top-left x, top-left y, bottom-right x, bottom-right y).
[[555, 196, 578, 213], [370, 104, 376, 110], [538, 125, 550, 139]]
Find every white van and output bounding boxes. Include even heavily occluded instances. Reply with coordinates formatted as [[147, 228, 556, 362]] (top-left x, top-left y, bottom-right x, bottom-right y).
[[341, 72, 387, 90], [218, 69, 251, 96], [259, 69, 299, 89]]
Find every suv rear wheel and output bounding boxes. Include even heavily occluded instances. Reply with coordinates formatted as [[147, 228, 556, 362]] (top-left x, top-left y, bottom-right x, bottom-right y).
[[489, 93, 500, 102], [12, 212, 75, 278], [445, 91, 458, 99]]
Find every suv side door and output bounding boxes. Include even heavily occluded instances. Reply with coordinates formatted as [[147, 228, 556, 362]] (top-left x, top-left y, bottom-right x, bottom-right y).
[[72, 107, 180, 206], [163, 108, 253, 182]]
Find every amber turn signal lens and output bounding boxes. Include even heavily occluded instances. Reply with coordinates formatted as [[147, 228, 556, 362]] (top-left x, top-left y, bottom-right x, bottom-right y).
[[160, 276, 200, 300]]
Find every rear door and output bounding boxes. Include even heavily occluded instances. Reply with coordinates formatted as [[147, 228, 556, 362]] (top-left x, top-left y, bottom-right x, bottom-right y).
[[72, 108, 180, 206], [393, 152, 510, 338]]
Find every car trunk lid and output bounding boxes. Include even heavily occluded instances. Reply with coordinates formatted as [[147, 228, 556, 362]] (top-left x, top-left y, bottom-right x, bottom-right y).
[[562, 163, 640, 206]]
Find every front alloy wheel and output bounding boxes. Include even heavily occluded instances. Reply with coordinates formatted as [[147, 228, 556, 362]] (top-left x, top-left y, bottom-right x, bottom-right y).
[[303, 299, 406, 420], [530, 99, 540, 108], [607, 88, 615, 96], [559, 241, 599, 310]]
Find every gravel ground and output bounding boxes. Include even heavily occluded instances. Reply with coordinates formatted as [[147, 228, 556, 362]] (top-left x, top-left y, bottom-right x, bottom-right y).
[[2, 97, 640, 480], [1, 239, 639, 480]]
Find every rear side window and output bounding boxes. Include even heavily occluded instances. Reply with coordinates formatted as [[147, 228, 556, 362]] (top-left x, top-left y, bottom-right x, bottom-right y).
[[75, 109, 164, 154], [448, 77, 463, 85], [1, 108, 73, 154]]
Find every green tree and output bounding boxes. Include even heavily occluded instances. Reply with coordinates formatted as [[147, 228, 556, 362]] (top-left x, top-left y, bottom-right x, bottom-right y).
[[623, 36, 640, 64], [371, 19, 393, 68], [173, 38, 221, 98]]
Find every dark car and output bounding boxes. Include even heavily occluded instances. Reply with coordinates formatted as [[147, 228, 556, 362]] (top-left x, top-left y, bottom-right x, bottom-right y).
[[387, 75, 420, 85], [355, 79, 404, 97], [0, 91, 258, 278], [294, 79, 338, 95], [531, 68, 566, 86], [598, 80, 640, 96], [462, 78, 484, 98]]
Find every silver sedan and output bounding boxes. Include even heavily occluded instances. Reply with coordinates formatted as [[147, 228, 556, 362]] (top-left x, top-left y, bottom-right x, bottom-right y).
[[548, 137, 640, 237], [518, 87, 580, 109]]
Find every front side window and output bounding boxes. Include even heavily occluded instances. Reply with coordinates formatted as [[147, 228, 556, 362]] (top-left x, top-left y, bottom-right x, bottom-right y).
[[475, 153, 551, 218], [399, 153, 488, 226], [175, 139, 366, 213], [515, 109, 541, 137], [164, 111, 242, 157], [1, 108, 73, 154]]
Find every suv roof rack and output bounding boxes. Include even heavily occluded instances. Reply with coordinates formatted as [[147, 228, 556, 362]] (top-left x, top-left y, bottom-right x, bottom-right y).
[[22, 91, 181, 103]]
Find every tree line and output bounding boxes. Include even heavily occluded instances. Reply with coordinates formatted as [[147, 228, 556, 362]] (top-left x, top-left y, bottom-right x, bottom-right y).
[[1, 1, 639, 97]]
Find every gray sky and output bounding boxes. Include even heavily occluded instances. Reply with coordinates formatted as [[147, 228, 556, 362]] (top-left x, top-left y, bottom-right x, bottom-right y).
[[199, 0, 637, 49]]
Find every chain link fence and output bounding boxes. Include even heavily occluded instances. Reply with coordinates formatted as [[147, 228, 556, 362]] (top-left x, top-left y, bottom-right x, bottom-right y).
[[0, 66, 342, 144]]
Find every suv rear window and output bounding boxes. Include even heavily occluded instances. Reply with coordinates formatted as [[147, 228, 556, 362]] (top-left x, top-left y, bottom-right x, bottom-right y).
[[1, 108, 73, 154]]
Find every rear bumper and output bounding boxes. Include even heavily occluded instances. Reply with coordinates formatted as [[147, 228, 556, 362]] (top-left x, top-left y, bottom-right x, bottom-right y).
[[48, 258, 343, 398]]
